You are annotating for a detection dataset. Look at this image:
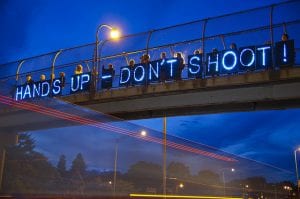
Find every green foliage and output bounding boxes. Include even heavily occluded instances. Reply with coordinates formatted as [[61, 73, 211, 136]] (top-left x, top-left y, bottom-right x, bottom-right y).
[[70, 153, 86, 177], [57, 154, 67, 177], [68, 153, 87, 195]]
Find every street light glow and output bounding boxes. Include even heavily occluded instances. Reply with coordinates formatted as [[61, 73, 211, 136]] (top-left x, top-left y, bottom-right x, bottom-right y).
[[141, 130, 147, 137], [110, 28, 121, 40], [284, 185, 292, 190], [179, 183, 184, 188], [231, 168, 235, 172]]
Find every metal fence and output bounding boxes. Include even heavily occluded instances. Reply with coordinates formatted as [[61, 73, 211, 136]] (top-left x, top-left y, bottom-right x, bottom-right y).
[[0, 0, 300, 97]]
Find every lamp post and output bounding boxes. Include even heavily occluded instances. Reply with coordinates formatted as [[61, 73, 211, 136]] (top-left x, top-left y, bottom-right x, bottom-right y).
[[220, 168, 235, 196], [294, 147, 300, 197], [94, 24, 120, 92], [113, 130, 147, 196]]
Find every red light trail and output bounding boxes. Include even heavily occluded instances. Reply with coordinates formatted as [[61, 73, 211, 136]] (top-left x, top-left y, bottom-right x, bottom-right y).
[[0, 94, 237, 162]]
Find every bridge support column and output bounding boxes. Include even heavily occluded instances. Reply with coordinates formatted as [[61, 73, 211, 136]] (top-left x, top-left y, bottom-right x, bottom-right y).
[[0, 132, 18, 192]]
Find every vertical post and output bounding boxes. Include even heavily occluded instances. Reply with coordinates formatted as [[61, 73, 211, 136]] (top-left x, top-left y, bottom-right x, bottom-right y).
[[222, 171, 226, 196], [202, 19, 207, 73], [269, 5, 275, 70], [95, 30, 99, 76], [0, 149, 6, 191], [146, 30, 153, 56], [294, 150, 299, 197], [145, 30, 153, 86], [92, 27, 100, 96], [97, 41, 107, 90], [220, 35, 226, 50], [163, 115, 167, 197], [113, 140, 119, 197], [0, 132, 18, 191]]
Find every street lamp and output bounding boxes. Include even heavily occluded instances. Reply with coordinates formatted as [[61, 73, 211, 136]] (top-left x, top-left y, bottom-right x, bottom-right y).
[[175, 183, 184, 194], [113, 130, 147, 196], [220, 168, 235, 196], [94, 24, 121, 92], [179, 183, 184, 188], [294, 147, 300, 196], [141, 130, 147, 137], [110, 28, 121, 40]]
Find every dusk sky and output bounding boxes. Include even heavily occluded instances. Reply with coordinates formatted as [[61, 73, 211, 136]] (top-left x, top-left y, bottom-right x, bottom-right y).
[[1, 0, 300, 183]]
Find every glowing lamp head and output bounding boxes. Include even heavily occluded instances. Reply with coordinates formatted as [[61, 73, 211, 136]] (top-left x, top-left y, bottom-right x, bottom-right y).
[[179, 183, 184, 188], [231, 168, 235, 172], [140, 130, 147, 137], [110, 28, 121, 40]]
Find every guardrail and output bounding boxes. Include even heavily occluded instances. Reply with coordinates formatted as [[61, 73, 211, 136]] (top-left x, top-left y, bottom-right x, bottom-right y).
[[0, 0, 299, 98]]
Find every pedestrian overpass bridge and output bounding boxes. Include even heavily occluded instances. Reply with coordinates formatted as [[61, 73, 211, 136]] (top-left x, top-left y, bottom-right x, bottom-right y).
[[0, 1, 300, 197], [0, 0, 300, 130]]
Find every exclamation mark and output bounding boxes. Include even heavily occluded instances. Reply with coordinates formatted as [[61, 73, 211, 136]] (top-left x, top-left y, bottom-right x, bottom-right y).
[[283, 43, 287, 62]]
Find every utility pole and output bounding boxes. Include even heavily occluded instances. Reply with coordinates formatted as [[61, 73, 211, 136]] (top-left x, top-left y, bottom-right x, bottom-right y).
[[0, 132, 18, 191], [0, 149, 6, 191], [113, 140, 118, 197], [163, 115, 167, 197]]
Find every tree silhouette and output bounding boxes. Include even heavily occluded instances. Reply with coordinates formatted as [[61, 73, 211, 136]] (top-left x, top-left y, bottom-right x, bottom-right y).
[[2, 133, 59, 194], [70, 153, 86, 177], [69, 153, 86, 195], [57, 154, 67, 177]]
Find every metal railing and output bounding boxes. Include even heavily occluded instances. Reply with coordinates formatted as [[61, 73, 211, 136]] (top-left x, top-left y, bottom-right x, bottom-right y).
[[0, 0, 300, 97]]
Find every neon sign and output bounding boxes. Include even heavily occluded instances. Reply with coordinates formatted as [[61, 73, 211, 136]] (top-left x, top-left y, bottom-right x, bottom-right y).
[[119, 40, 294, 85], [70, 73, 91, 94], [15, 73, 91, 101], [14, 40, 295, 101], [15, 79, 62, 101]]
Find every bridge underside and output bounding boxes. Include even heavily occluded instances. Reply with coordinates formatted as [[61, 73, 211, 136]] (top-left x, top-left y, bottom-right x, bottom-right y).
[[62, 67, 300, 120], [111, 98, 300, 120]]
